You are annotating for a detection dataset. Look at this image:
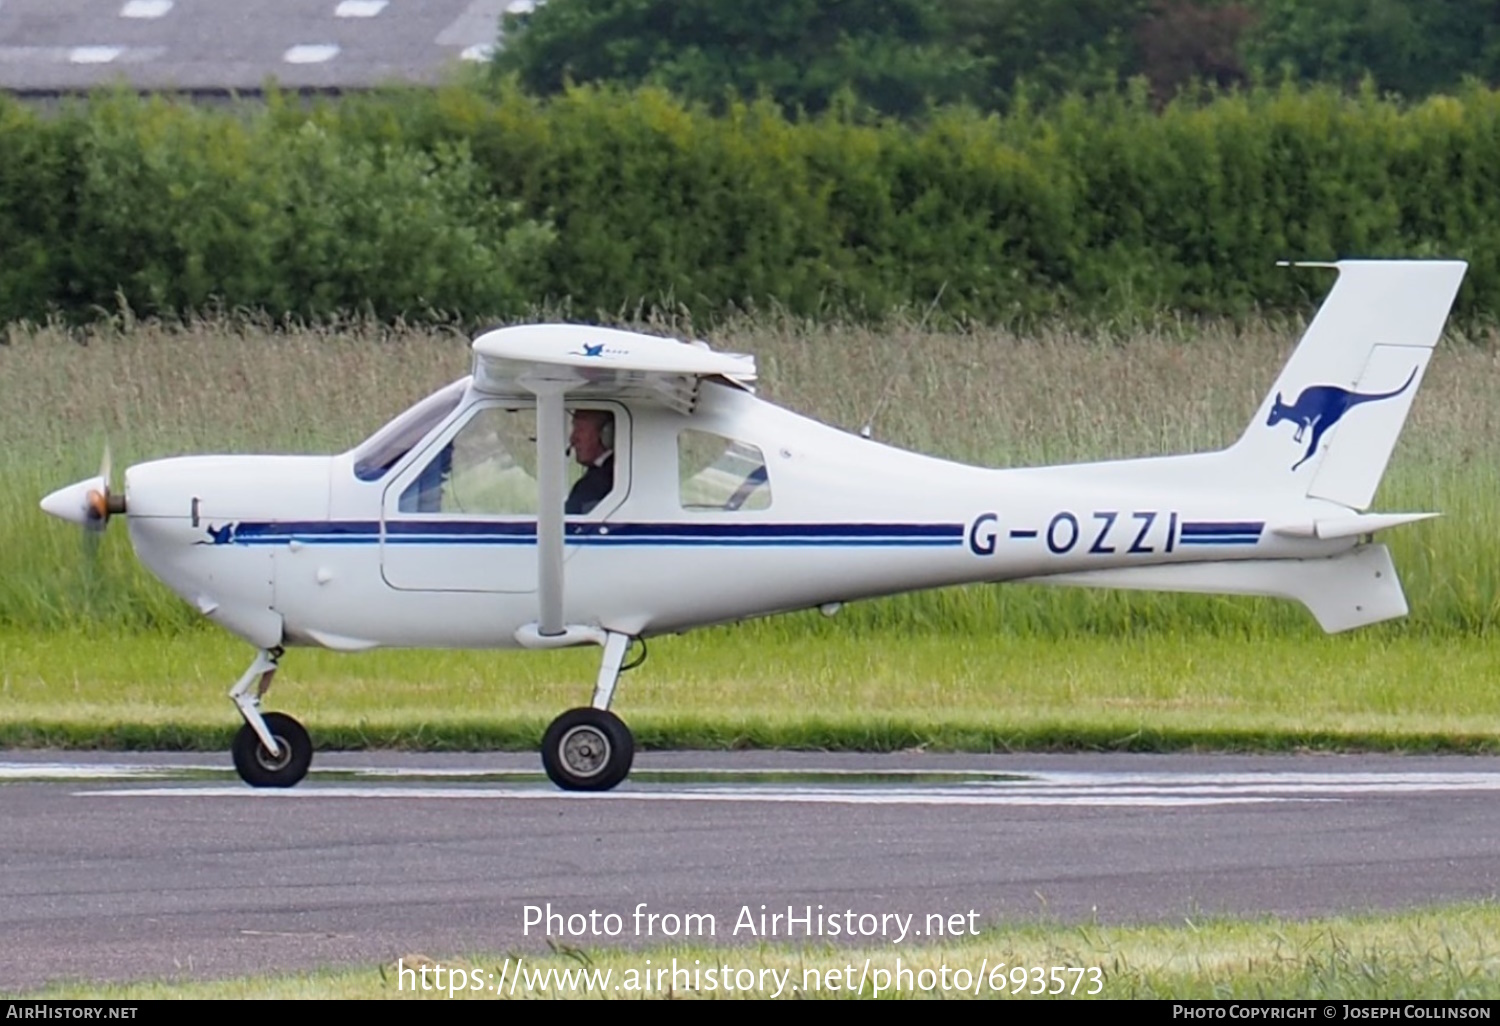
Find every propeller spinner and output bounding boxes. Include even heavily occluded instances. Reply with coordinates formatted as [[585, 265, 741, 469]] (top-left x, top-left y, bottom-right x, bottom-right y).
[[40, 448, 126, 528]]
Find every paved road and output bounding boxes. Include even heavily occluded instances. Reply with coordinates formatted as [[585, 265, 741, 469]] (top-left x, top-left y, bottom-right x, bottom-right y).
[[3, 750, 1500, 990], [0, 0, 523, 93]]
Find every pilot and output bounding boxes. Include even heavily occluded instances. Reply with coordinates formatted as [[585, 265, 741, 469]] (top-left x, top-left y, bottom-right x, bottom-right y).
[[565, 409, 615, 515]]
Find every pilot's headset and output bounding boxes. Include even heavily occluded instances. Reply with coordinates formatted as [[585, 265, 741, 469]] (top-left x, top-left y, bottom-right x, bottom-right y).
[[569, 409, 614, 454]]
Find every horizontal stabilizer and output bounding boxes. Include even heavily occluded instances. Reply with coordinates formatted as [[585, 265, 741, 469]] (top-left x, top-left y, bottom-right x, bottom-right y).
[[1269, 511, 1439, 541], [1023, 544, 1407, 633]]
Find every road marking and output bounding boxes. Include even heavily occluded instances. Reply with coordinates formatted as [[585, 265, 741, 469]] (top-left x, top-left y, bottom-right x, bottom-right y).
[[84, 785, 1299, 807], [34, 761, 1500, 807], [1, 762, 1004, 782], [80, 771, 1500, 807], [0, 763, 210, 780]]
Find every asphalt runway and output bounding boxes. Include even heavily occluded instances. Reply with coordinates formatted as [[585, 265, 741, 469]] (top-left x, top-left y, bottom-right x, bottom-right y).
[[4, 750, 1500, 991]]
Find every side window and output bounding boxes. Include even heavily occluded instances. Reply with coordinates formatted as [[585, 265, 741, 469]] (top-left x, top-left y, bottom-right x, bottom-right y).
[[399, 407, 538, 515], [679, 430, 771, 511]]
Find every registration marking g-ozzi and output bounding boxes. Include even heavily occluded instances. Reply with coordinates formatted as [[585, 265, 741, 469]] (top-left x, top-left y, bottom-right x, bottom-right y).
[[40, 261, 1467, 792]]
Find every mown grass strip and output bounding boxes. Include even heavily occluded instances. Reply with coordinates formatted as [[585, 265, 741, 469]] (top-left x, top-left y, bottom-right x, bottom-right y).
[[4, 720, 1499, 756], [5, 628, 1499, 753], [15, 903, 1500, 999]]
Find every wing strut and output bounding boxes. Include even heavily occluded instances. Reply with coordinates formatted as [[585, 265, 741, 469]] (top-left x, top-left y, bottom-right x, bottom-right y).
[[530, 381, 568, 636]]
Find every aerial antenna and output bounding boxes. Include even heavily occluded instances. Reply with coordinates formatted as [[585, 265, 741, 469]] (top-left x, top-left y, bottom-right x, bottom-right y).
[[859, 282, 947, 440]]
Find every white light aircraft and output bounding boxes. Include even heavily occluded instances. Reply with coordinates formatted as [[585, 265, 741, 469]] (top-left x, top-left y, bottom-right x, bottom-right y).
[[41, 260, 1466, 791]]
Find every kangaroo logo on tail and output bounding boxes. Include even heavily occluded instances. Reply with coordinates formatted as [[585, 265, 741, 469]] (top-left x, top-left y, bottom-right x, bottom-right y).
[[1267, 366, 1418, 471]]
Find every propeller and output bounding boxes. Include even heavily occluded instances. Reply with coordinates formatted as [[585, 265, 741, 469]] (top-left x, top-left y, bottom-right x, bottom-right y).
[[40, 445, 126, 529]]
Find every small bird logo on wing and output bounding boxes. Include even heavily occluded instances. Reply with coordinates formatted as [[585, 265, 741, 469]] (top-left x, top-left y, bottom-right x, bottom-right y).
[[572, 342, 628, 359]]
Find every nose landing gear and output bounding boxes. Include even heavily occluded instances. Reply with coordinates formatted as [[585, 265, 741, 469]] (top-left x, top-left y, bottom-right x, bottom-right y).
[[227, 647, 312, 788]]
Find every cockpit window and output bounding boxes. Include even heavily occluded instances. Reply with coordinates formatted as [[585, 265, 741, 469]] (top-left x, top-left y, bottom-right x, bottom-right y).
[[679, 430, 771, 511], [399, 407, 539, 515], [352, 378, 467, 481]]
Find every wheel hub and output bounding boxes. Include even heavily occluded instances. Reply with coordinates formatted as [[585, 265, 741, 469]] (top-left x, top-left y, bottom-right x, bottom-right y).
[[559, 725, 610, 777], [255, 735, 293, 773]]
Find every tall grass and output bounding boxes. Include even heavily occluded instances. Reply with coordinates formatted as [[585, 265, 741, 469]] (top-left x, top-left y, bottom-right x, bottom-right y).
[[3, 311, 1497, 637]]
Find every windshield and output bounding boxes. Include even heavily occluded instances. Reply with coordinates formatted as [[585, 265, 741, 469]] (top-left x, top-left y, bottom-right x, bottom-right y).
[[352, 378, 468, 481]]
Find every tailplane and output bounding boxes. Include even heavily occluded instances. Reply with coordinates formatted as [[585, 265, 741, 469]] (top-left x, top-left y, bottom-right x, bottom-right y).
[[1033, 544, 1407, 632], [1227, 260, 1466, 510]]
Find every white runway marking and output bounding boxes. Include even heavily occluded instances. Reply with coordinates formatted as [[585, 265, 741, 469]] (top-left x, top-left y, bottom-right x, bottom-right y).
[[59, 768, 1500, 808], [0, 762, 219, 780], [83, 786, 1292, 807]]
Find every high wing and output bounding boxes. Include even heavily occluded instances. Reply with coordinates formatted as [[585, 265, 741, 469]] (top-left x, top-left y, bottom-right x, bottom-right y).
[[469, 325, 757, 641], [472, 324, 756, 414]]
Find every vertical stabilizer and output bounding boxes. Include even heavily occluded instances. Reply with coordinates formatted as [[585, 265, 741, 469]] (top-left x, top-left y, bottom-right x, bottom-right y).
[[1228, 260, 1466, 510]]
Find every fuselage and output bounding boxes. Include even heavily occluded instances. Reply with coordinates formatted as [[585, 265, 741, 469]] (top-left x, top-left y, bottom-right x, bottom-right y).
[[121, 378, 1358, 651]]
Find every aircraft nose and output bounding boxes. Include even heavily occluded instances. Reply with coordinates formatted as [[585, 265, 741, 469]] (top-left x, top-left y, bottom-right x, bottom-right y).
[[40, 476, 107, 527]]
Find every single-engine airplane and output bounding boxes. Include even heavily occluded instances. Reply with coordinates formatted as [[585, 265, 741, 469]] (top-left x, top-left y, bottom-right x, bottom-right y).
[[41, 260, 1466, 791]]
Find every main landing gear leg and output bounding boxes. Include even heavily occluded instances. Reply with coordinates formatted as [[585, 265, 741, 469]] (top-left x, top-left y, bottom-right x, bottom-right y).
[[228, 647, 312, 789], [541, 631, 636, 792]]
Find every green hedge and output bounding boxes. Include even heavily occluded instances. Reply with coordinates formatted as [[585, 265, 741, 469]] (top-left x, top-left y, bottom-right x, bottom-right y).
[[2, 82, 1499, 325]]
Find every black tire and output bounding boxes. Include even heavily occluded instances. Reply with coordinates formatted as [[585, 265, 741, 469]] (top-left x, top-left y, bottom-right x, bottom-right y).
[[541, 707, 634, 792], [232, 712, 313, 788]]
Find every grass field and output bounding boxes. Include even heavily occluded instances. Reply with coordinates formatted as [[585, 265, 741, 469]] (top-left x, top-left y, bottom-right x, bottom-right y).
[[16, 903, 1500, 999], [4, 627, 1500, 752]]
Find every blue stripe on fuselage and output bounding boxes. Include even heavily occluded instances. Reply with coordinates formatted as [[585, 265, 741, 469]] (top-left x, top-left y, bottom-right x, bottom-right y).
[[215, 520, 966, 548], [1177, 520, 1264, 546]]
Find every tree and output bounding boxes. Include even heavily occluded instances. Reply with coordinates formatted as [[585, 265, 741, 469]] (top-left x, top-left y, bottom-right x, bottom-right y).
[[1242, 0, 1500, 97], [1135, 1, 1256, 103], [491, 0, 979, 118], [944, 0, 1153, 106]]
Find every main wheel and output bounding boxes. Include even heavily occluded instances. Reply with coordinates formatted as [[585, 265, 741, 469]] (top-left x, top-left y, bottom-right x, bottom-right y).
[[232, 712, 313, 788], [541, 708, 634, 792]]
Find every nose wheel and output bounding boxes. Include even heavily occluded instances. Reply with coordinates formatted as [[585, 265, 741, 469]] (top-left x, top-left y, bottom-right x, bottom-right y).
[[231, 711, 313, 788]]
